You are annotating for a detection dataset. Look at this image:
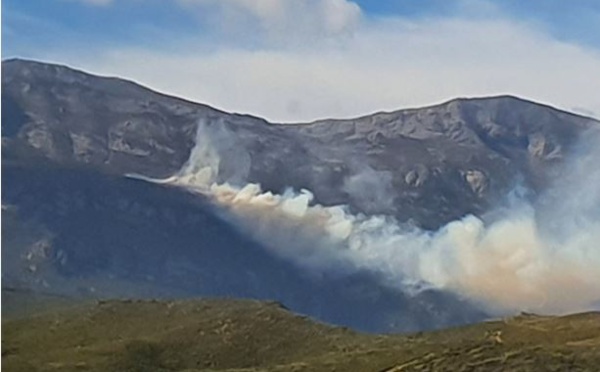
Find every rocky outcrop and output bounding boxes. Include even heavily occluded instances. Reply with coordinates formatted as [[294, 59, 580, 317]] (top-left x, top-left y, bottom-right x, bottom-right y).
[[464, 169, 488, 196]]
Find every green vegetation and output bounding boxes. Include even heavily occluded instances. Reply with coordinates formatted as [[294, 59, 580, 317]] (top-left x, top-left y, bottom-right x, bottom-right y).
[[2, 294, 599, 371]]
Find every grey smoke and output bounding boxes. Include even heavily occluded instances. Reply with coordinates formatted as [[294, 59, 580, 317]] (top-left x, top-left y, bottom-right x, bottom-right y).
[[176, 119, 251, 186], [342, 165, 395, 214]]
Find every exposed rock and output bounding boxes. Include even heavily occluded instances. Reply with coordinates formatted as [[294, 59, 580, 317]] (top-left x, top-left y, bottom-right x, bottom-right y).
[[528, 132, 562, 160], [464, 169, 488, 196], [404, 166, 430, 187]]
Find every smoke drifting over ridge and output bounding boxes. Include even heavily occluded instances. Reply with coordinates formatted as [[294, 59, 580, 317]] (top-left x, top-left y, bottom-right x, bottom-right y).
[[159, 120, 600, 315]]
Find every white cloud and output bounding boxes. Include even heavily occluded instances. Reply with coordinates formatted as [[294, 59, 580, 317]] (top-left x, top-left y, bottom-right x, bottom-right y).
[[177, 0, 361, 45], [47, 0, 600, 122]]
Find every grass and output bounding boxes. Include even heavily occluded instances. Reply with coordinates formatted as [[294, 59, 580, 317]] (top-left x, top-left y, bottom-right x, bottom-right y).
[[2, 294, 600, 371]]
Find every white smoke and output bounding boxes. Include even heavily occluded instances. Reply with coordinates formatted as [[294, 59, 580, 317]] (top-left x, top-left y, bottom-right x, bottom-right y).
[[151, 121, 600, 315], [342, 165, 395, 214]]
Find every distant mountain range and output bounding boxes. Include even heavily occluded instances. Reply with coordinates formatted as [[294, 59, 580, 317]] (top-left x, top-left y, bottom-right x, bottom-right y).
[[2, 59, 598, 333]]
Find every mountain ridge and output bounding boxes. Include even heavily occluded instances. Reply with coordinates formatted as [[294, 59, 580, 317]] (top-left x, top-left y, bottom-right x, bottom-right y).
[[4, 58, 597, 125]]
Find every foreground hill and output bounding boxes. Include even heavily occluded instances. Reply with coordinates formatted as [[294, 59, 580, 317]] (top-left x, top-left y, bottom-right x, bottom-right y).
[[2, 294, 599, 372]]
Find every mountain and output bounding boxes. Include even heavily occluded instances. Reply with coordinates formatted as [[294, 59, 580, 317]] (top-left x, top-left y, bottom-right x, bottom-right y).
[[3, 293, 600, 372], [4, 59, 597, 228], [2, 59, 599, 333]]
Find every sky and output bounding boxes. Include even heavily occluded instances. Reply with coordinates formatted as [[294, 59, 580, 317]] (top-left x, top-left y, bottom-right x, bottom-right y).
[[2, 0, 600, 122]]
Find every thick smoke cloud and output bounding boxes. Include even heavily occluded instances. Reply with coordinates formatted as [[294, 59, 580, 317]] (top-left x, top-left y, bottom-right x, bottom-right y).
[[174, 119, 251, 186], [154, 120, 600, 315]]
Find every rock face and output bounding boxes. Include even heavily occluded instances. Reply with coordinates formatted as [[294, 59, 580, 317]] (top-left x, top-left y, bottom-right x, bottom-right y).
[[2, 59, 205, 177], [2, 58, 598, 332]]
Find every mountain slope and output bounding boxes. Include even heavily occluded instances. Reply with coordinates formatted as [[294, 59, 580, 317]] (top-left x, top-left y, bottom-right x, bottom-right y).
[[1, 162, 484, 333]]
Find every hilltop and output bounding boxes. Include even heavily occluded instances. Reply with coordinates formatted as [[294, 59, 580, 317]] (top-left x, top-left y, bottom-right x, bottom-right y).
[[3, 294, 600, 371]]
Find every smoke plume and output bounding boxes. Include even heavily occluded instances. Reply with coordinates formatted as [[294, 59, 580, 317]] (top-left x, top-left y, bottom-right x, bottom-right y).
[[153, 120, 600, 315]]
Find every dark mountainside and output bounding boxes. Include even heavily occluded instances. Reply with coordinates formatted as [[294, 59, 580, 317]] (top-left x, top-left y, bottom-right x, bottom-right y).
[[3, 293, 600, 372], [2, 59, 599, 334], [2, 164, 483, 333]]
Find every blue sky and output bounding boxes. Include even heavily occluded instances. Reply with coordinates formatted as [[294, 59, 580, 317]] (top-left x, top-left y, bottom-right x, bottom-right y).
[[2, 0, 600, 54], [2, 0, 600, 121], [4, 0, 600, 56]]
